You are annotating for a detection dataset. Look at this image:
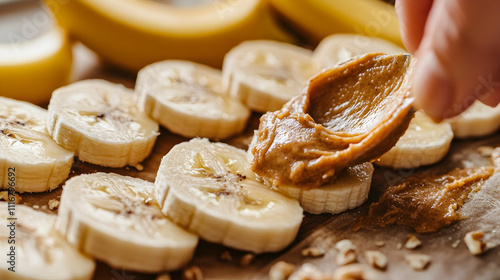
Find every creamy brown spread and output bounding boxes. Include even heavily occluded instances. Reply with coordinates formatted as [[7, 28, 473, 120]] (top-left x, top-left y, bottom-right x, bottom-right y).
[[251, 53, 415, 189], [356, 167, 494, 233]]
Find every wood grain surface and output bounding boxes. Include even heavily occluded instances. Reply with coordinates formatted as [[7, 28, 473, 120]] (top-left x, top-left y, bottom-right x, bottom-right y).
[[17, 45, 500, 280]]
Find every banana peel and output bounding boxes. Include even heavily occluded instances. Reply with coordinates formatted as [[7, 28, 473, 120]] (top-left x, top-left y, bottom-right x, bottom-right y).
[[46, 0, 293, 72], [269, 0, 403, 46], [0, 27, 72, 105]]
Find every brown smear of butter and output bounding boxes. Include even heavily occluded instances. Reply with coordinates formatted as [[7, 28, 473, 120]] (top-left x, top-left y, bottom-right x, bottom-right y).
[[251, 53, 415, 189], [355, 166, 494, 234]]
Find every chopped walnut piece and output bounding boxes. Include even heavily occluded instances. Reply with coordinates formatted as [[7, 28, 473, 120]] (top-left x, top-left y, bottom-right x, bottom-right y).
[[289, 263, 326, 280], [404, 235, 422, 249], [374, 241, 385, 247], [477, 146, 495, 157], [156, 273, 171, 280], [301, 247, 326, 258], [333, 264, 377, 280], [451, 240, 461, 248], [48, 199, 60, 210], [396, 243, 402, 250], [405, 254, 431, 271], [335, 239, 357, 266], [269, 261, 295, 280], [219, 251, 233, 262], [134, 163, 144, 171], [182, 266, 203, 280], [32, 205, 40, 210], [464, 231, 486, 255], [364, 250, 387, 270], [240, 253, 255, 266]]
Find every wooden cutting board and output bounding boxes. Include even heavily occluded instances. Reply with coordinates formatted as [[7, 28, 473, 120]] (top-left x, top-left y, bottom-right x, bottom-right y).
[[18, 45, 500, 280]]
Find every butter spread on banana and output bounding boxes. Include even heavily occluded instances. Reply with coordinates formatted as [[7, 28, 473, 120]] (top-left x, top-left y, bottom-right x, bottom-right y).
[[250, 53, 415, 189], [355, 166, 494, 233]]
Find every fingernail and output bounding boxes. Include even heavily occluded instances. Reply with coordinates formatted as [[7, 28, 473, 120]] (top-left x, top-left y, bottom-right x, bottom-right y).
[[412, 52, 454, 121]]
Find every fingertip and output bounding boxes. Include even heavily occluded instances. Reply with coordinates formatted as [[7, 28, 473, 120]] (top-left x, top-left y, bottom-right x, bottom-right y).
[[412, 52, 455, 121]]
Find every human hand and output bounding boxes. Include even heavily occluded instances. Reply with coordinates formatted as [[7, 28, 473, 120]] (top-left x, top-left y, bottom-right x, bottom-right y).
[[396, 0, 500, 120]]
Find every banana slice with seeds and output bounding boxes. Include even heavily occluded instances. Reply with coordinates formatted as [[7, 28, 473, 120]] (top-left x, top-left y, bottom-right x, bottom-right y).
[[57, 172, 198, 273], [447, 101, 500, 138], [313, 34, 406, 70], [136, 60, 250, 139], [0, 202, 95, 280], [47, 79, 159, 167], [222, 40, 317, 112], [0, 97, 74, 193], [376, 111, 453, 169], [155, 138, 303, 253]]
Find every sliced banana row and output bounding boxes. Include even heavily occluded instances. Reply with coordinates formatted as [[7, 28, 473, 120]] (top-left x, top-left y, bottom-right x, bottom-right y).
[[48, 79, 159, 168], [136, 60, 250, 139], [0, 202, 95, 280], [222, 40, 317, 112], [376, 111, 454, 169], [155, 138, 303, 253], [57, 172, 198, 273], [0, 97, 74, 193]]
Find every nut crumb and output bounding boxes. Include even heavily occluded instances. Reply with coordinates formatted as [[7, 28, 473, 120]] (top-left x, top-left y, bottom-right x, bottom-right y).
[[477, 146, 495, 157], [48, 199, 60, 210], [404, 235, 422, 249], [301, 247, 326, 258], [156, 273, 171, 280], [182, 266, 203, 280], [134, 163, 144, 171], [364, 250, 387, 270], [219, 251, 232, 262], [464, 231, 486, 255], [405, 254, 431, 271], [375, 241, 385, 247], [335, 239, 357, 266], [32, 205, 40, 210], [289, 263, 324, 280], [451, 240, 460, 248], [396, 243, 402, 250], [333, 264, 377, 280], [240, 253, 255, 266], [269, 261, 295, 280]]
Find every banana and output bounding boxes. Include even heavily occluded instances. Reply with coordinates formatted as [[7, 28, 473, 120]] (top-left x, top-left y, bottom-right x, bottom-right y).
[[313, 33, 406, 70], [0, 202, 95, 280], [0, 3, 72, 105], [136, 60, 250, 139], [57, 172, 198, 273], [46, 0, 292, 72], [47, 79, 159, 168], [277, 163, 373, 215], [0, 97, 74, 193], [222, 40, 317, 112], [247, 134, 373, 214], [155, 138, 303, 253], [447, 101, 500, 138], [376, 111, 453, 169], [269, 0, 403, 46]]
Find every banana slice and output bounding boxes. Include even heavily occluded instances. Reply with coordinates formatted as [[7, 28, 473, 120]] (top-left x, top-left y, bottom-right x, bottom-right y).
[[222, 40, 317, 112], [57, 172, 198, 273], [0, 202, 95, 280], [136, 60, 250, 139], [278, 163, 373, 215], [47, 79, 159, 167], [47, 0, 292, 72], [269, 0, 402, 45], [447, 101, 500, 138], [155, 138, 303, 253], [376, 111, 453, 169], [0, 97, 74, 193], [313, 34, 406, 70]]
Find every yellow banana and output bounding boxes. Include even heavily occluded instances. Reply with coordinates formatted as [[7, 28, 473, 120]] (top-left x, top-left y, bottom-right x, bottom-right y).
[[269, 0, 403, 46], [46, 0, 293, 72], [0, 26, 72, 105]]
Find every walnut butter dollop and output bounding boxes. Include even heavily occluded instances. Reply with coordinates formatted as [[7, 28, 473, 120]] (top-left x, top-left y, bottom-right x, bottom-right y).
[[250, 53, 415, 188]]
